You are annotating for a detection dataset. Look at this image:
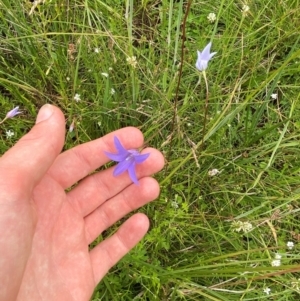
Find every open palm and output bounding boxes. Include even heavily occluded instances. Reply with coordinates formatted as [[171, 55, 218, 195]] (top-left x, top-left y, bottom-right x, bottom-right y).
[[0, 105, 164, 301]]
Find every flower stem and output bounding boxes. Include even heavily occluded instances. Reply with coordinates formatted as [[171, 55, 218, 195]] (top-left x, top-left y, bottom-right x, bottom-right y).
[[166, 0, 193, 160], [0, 117, 7, 125], [201, 70, 209, 148]]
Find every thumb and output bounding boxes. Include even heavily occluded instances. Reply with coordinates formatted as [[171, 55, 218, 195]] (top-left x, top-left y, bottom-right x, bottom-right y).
[[0, 104, 65, 198]]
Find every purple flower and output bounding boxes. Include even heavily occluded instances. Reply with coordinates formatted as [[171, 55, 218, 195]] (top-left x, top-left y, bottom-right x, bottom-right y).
[[195, 42, 217, 71], [6, 106, 21, 119], [105, 136, 150, 184]]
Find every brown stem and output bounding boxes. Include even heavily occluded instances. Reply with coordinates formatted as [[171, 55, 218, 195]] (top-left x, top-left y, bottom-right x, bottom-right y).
[[165, 0, 193, 165]]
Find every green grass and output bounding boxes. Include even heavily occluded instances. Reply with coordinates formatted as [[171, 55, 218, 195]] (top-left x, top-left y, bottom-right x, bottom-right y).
[[1, 0, 300, 300]]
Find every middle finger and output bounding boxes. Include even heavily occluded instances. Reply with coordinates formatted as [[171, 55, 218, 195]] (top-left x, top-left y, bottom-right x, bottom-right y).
[[67, 147, 164, 217]]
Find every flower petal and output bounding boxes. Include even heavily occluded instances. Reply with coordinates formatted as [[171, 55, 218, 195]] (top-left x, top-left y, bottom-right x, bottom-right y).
[[128, 163, 139, 184], [196, 50, 202, 59], [6, 106, 20, 118], [196, 59, 208, 71], [114, 136, 128, 154], [104, 151, 127, 162], [209, 51, 217, 60], [201, 42, 212, 60], [134, 152, 150, 163], [113, 159, 133, 176]]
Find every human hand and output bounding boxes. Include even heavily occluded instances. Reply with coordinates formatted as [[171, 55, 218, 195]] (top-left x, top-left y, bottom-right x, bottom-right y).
[[0, 104, 164, 301]]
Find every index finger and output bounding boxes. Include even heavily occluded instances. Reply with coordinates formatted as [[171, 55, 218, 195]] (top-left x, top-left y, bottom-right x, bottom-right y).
[[46, 127, 144, 189]]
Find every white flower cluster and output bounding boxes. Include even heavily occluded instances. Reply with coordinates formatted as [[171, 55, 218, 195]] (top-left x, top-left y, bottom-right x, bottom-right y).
[[291, 278, 300, 291], [208, 168, 220, 177], [271, 93, 277, 99], [171, 201, 179, 209], [286, 241, 294, 250], [271, 253, 281, 267], [126, 56, 137, 68], [207, 13, 216, 23], [73, 93, 81, 102], [241, 4, 250, 14], [231, 220, 253, 233]]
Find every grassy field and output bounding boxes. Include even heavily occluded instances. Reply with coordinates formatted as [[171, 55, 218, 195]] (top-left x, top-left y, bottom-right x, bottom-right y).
[[1, 0, 300, 300]]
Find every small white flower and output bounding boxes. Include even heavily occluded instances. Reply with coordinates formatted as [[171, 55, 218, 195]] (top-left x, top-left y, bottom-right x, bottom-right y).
[[29, 0, 45, 16], [208, 169, 220, 177], [274, 253, 282, 260], [101, 72, 109, 78], [291, 278, 300, 291], [287, 241, 294, 250], [207, 13, 216, 23], [66, 77, 70, 81], [271, 93, 277, 99], [171, 201, 179, 209], [108, 67, 113, 71], [241, 4, 250, 13], [94, 48, 100, 53], [73, 93, 81, 102], [243, 222, 253, 232], [271, 259, 281, 267], [6, 129, 14, 138], [263, 287, 271, 295], [110, 88, 116, 95], [126, 56, 137, 68], [231, 220, 253, 233]]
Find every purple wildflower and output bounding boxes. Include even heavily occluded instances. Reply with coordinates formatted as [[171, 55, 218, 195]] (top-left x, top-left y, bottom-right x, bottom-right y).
[[105, 136, 150, 184], [6, 106, 21, 119], [195, 42, 217, 71]]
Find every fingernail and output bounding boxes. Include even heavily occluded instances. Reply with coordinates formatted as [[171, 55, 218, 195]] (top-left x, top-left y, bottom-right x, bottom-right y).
[[36, 104, 54, 124]]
